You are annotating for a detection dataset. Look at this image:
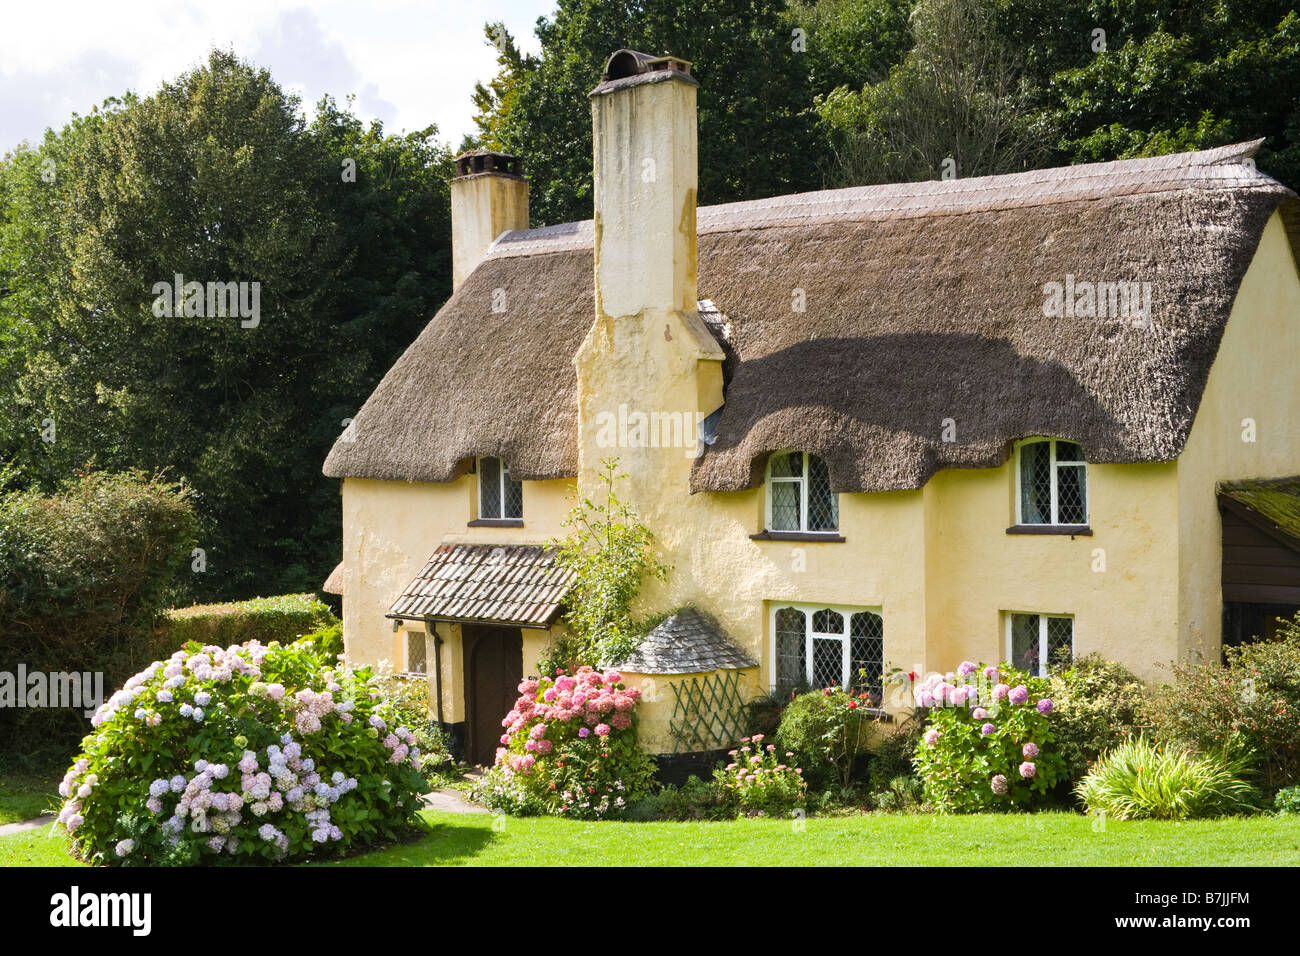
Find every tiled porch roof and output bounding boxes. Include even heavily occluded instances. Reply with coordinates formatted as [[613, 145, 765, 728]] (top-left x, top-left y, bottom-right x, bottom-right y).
[[388, 543, 575, 629]]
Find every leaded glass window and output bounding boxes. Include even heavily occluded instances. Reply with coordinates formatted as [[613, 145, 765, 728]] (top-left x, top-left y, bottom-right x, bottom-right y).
[[1017, 439, 1087, 525], [766, 451, 838, 533], [477, 456, 523, 520], [1006, 612, 1074, 677], [404, 631, 427, 675], [775, 607, 807, 697], [773, 604, 884, 699]]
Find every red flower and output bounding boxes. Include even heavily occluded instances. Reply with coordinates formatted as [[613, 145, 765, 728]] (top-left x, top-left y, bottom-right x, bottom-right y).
[[908, 672, 916, 682], [848, 701, 858, 709]]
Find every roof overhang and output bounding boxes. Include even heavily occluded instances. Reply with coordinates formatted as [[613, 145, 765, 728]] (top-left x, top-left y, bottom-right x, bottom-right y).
[[387, 542, 575, 630]]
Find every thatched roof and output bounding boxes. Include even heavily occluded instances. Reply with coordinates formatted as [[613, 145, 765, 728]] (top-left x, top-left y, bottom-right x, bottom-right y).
[[607, 607, 758, 674], [324, 141, 1298, 493]]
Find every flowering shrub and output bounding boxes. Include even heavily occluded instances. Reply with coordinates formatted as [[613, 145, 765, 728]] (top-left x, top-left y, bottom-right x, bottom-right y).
[[56, 639, 429, 865], [911, 661, 1066, 812], [473, 667, 656, 819], [1142, 621, 1300, 793], [776, 687, 880, 791], [714, 735, 806, 815]]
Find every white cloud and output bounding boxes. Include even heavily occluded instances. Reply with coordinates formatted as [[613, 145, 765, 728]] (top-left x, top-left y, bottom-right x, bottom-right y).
[[0, 0, 553, 154]]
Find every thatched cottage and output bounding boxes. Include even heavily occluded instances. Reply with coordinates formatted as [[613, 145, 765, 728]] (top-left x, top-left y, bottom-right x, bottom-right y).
[[324, 50, 1300, 766]]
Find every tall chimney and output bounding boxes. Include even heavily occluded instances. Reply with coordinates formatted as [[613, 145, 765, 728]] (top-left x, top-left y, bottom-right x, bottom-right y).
[[589, 51, 698, 318], [449, 150, 529, 291]]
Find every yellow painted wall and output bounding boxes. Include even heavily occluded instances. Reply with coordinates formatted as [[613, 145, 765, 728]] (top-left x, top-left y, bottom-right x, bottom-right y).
[[1175, 211, 1300, 665], [340, 473, 572, 723], [617, 667, 763, 753]]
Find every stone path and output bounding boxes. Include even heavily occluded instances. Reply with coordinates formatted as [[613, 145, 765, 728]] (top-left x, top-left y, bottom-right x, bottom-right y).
[[0, 814, 55, 836], [422, 789, 489, 814]]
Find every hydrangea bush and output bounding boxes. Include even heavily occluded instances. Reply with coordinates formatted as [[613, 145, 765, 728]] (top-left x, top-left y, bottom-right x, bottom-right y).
[[714, 735, 806, 815], [473, 667, 656, 819], [911, 661, 1065, 812], [56, 639, 429, 865]]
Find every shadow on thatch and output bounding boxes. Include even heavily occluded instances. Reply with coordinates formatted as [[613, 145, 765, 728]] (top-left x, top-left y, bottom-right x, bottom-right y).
[[696, 332, 1127, 493]]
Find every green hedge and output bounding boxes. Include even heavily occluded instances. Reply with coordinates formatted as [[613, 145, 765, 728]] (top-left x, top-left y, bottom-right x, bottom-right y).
[[163, 593, 338, 649], [0, 471, 198, 769]]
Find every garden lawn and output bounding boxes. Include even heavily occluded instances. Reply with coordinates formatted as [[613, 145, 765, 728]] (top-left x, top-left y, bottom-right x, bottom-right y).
[[0, 775, 59, 825], [2, 810, 1298, 866]]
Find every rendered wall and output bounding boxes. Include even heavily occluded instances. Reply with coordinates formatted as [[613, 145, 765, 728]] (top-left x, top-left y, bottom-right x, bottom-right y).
[[1175, 212, 1300, 664]]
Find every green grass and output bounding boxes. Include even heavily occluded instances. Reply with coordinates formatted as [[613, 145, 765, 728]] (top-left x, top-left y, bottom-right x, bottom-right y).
[[3, 810, 1299, 867], [0, 775, 59, 826]]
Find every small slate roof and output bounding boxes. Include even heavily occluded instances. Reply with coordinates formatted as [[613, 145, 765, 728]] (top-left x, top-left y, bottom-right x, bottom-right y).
[[388, 543, 575, 629], [1219, 477, 1300, 549], [609, 607, 758, 674]]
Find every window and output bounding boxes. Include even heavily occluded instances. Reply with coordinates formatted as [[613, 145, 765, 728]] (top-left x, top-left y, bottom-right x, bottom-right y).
[[477, 456, 522, 520], [1016, 439, 1087, 525], [773, 604, 883, 702], [766, 451, 838, 533], [1006, 613, 1073, 677], [403, 630, 427, 675]]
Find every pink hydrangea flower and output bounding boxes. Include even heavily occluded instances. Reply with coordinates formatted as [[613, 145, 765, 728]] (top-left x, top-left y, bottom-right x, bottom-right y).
[[923, 729, 940, 747], [1037, 698, 1054, 714], [594, 723, 611, 737], [981, 723, 996, 735], [1023, 742, 1039, 759], [1009, 685, 1029, 706], [1019, 761, 1037, 779], [992, 683, 1010, 701]]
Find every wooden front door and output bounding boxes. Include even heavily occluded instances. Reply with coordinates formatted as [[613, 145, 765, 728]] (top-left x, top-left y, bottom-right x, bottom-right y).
[[463, 625, 524, 767]]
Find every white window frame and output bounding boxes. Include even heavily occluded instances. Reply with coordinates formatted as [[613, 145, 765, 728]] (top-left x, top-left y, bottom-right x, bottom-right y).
[[476, 456, 521, 520], [768, 602, 882, 693], [402, 628, 428, 676], [1014, 438, 1088, 525], [764, 451, 837, 533], [1004, 612, 1074, 678]]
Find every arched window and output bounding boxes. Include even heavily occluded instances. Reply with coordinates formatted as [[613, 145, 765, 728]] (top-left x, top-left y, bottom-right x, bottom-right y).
[[766, 451, 838, 533], [1016, 439, 1087, 526], [477, 457, 522, 520], [772, 604, 884, 703]]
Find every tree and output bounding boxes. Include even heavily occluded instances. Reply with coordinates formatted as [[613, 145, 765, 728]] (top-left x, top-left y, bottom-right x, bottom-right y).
[[0, 50, 455, 600], [816, 0, 1048, 185], [472, 0, 822, 225], [1007, 0, 1300, 186]]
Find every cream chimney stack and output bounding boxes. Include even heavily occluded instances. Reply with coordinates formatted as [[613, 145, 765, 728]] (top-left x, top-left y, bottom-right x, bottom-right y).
[[449, 150, 529, 291], [589, 51, 698, 318]]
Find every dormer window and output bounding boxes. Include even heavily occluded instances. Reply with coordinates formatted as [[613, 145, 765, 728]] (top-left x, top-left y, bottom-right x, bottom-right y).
[[766, 451, 838, 533], [1016, 439, 1087, 526], [477, 457, 522, 521]]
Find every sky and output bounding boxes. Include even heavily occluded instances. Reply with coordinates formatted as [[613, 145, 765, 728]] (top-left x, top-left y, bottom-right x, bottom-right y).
[[0, 0, 557, 155]]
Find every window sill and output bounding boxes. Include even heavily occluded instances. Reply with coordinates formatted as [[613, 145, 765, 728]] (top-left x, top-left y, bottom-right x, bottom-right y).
[[750, 530, 846, 542], [1005, 524, 1092, 537], [467, 519, 524, 528]]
